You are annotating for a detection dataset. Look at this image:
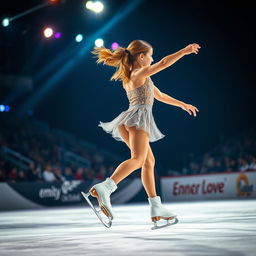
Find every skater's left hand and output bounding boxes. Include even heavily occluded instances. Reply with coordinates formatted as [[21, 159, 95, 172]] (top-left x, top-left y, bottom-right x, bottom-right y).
[[180, 103, 199, 117]]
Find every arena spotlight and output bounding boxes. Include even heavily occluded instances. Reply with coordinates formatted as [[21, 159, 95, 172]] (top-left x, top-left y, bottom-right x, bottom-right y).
[[85, 1, 104, 13], [5, 105, 10, 112], [54, 32, 62, 39], [93, 1, 104, 13], [111, 42, 119, 50], [95, 38, 104, 47], [43, 27, 54, 38], [75, 34, 83, 42], [85, 1, 94, 10], [2, 18, 10, 27]]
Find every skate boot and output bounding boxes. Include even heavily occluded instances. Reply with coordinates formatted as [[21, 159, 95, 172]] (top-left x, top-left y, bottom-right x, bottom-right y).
[[81, 177, 117, 228], [148, 196, 178, 230]]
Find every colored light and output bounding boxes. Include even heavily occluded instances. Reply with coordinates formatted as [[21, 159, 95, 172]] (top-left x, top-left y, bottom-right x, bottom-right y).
[[85, 1, 94, 10], [0, 105, 5, 112], [2, 18, 10, 27], [111, 42, 119, 50], [5, 105, 10, 112], [85, 1, 104, 13], [95, 38, 104, 47], [75, 34, 83, 42], [44, 27, 53, 38], [54, 32, 61, 39], [93, 1, 104, 13]]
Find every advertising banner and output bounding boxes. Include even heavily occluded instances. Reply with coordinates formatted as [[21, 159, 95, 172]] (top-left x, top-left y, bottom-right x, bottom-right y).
[[161, 171, 256, 201], [0, 178, 146, 210]]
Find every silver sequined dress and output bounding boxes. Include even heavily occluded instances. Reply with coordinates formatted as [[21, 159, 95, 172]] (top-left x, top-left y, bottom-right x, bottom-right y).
[[98, 76, 165, 143]]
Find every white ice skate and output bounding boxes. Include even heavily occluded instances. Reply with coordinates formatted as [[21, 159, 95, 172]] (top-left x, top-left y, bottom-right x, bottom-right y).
[[81, 177, 117, 228], [148, 196, 178, 230]]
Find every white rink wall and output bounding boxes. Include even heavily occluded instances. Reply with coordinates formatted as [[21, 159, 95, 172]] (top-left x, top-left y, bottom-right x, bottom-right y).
[[161, 171, 256, 201]]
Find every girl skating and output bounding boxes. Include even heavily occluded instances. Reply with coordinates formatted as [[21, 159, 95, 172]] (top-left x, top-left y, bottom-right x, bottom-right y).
[[81, 39, 200, 229]]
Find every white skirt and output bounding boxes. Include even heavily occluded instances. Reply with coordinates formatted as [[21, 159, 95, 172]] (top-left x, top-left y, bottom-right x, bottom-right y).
[[98, 104, 165, 143]]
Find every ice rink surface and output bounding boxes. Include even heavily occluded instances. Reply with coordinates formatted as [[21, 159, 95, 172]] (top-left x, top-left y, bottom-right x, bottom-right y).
[[1, 199, 256, 256]]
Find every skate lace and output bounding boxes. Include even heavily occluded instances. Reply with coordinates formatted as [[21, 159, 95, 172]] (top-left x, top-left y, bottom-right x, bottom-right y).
[[105, 183, 116, 194], [108, 186, 115, 194]]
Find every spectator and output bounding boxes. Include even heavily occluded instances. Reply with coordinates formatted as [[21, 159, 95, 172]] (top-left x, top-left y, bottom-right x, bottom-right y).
[[95, 164, 106, 180], [189, 161, 200, 175], [85, 168, 95, 181], [7, 166, 17, 182], [53, 165, 66, 182], [16, 170, 26, 182], [64, 166, 74, 181], [42, 164, 56, 182], [26, 162, 39, 181], [75, 167, 84, 181], [237, 156, 250, 172], [248, 155, 256, 170]]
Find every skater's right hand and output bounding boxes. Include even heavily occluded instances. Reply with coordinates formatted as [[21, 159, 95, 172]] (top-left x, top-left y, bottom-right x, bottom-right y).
[[183, 43, 201, 55], [180, 102, 199, 117]]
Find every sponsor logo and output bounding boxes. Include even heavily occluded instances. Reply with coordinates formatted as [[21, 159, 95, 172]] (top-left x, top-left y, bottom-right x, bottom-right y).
[[39, 180, 82, 202], [236, 173, 253, 197], [173, 180, 225, 196]]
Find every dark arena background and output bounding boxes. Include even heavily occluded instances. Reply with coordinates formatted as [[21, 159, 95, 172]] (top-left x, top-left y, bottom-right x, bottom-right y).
[[0, 0, 256, 255]]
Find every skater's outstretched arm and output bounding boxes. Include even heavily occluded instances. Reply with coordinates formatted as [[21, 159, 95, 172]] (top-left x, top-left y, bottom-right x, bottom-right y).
[[136, 43, 201, 78], [153, 85, 199, 117]]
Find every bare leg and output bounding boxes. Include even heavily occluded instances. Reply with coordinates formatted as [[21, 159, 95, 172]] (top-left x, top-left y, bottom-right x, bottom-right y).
[[113, 125, 157, 198], [110, 126, 149, 185], [110, 159, 141, 184], [141, 144, 157, 198]]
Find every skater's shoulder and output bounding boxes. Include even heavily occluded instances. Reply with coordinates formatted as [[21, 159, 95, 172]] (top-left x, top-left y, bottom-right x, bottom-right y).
[[122, 69, 151, 93]]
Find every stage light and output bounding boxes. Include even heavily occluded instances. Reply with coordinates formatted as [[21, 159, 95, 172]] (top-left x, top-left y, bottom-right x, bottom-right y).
[[93, 1, 104, 13], [2, 18, 10, 27], [95, 38, 104, 47], [54, 32, 61, 39], [85, 1, 94, 10], [85, 1, 104, 13], [0, 105, 5, 112], [75, 34, 83, 42], [44, 27, 53, 38], [111, 42, 119, 50], [5, 105, 10, 112]]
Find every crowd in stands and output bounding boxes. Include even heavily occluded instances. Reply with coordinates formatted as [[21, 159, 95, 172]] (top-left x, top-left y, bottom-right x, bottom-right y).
[[172, 126, 256, 176], [0, 159, 118, 183], [1, 115, 255, 182], [0, 115, 120, 183]]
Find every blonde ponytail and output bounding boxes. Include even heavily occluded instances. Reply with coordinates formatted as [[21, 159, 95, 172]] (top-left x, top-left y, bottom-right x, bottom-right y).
[[91, 40, 152, 84]]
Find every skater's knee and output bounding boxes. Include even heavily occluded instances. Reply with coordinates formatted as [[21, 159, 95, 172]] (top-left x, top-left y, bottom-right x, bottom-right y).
[[143, 158, 155, 169], [130, 156, 146, 168]]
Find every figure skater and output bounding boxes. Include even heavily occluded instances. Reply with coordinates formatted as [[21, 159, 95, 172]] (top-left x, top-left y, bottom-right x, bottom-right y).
[[84, 40, 200, 228]]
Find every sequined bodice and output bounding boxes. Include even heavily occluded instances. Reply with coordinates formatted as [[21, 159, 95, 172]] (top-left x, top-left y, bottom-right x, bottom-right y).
[[125, 77, 154, 106]]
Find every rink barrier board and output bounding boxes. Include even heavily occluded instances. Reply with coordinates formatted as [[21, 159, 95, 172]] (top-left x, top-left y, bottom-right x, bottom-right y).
[[0, 178, 146, 211], [0, 171, 255, 210], [160, 170, 256, 201]]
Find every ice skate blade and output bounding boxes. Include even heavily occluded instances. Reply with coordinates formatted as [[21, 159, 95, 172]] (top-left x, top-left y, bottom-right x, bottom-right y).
[[81, 191, 112, 228], [151, 217, 178, 230], [89, 187, 113, 220]]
